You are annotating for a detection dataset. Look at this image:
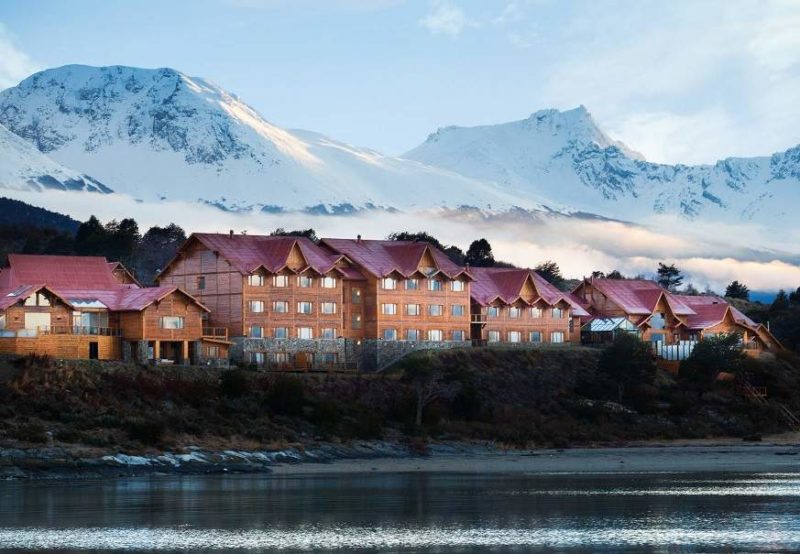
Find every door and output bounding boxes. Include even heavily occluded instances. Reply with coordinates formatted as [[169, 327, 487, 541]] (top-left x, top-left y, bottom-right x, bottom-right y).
[[24, 313, 51, 335], [89, 342, 99, 360]]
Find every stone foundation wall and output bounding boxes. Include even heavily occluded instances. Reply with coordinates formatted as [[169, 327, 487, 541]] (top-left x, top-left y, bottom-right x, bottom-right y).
[[361, 339, 471, 372]]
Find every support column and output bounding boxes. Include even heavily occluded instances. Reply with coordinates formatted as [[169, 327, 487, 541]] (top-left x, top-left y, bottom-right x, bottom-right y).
[[182, 341, 190, 366], [154, 340, 161, 361]]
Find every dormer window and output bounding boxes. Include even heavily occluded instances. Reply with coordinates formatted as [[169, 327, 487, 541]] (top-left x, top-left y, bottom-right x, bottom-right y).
[[381, 277, 397, 290], [451, 280, 465, 292], [298, 275, 314, 288], [428, 279, 443, 292], [405, 279, 419, 290], [248, 274, 265, 286]]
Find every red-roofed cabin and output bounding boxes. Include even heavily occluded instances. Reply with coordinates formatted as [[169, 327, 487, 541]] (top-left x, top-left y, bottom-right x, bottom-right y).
[[0, 254, 221, 365], [469, 267, 589, 346]]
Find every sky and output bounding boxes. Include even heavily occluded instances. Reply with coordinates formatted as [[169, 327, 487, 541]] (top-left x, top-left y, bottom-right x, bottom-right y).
[[1, 0, 799, 165]]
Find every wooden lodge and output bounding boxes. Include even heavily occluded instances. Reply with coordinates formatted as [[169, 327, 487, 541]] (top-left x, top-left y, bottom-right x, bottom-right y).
[[0, 254, 225, 365], [574, 277, 782, 357], [468, 267, 589, 346]]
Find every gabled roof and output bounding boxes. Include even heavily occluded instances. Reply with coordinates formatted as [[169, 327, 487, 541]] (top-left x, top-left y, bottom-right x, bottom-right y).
[[0, 284, 48, 310], [673, 294, 759, 331], [469, 267, 590, 316], [56, 286, 209, 312], [108, 261, 142, 286], [320, 238, 470, 280], [2, 254, 122, 290], [178, 233, 346, 276], [580, 278, 695, 317]]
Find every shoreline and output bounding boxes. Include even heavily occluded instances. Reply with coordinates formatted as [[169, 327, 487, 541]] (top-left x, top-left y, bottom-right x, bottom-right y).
[[1, 434, 800, 480]]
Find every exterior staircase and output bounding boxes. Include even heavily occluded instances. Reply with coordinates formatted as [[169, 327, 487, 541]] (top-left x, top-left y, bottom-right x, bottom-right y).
[[739, 379, 800, 432]]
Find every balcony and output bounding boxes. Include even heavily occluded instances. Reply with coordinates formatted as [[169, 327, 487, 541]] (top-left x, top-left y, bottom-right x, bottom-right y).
[[0, 326, 121, 338], [203, 327, 229, 341], [470, 314, 487, 324]]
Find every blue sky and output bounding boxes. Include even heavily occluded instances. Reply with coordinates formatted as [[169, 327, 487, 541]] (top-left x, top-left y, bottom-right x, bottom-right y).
[[1, 0, 799, 163]]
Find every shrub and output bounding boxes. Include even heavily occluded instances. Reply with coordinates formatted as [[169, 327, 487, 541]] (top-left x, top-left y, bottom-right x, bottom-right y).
[[9, 420, 48, 443], [124, 418, 166, 445], [597, 333, 656, 402], [680, 333, 745, 388], [219, 370, 250, 398], [265, 376, 305, 416]]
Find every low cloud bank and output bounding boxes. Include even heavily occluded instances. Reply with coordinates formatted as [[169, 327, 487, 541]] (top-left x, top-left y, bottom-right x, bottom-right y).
[[6, 190, 800, 293]]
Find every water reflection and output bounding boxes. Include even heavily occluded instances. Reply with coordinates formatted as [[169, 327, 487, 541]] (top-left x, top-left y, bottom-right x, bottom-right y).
[[0, 471, 799, 552]]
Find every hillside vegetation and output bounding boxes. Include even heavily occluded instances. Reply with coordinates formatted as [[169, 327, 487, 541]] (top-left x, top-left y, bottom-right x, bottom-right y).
[[1, 346, 798, 454]]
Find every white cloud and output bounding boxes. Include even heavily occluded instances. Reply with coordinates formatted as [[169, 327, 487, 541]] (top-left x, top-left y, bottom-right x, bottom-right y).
[[0, 23, 39, 90], [534, 1, 800, 164], [419, 0, 476, 38]]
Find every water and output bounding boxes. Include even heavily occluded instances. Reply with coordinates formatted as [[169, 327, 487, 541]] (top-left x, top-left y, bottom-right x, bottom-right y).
[[2, 470, 800, 552]]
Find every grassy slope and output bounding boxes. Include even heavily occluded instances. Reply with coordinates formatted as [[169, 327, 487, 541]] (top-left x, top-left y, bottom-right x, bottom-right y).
[[0, 346, 799, 453]]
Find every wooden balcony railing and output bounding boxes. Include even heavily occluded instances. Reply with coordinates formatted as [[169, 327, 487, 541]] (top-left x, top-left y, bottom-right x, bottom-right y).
[[202, 327, 229, 340], [471, 314, 486, 324], [0, 326, 121, 338]]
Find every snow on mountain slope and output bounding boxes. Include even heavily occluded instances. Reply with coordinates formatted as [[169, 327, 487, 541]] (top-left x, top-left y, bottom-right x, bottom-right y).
[[404, 107, 800, 227], [0, 122, 111, 194], [0, 65, 524, 212]]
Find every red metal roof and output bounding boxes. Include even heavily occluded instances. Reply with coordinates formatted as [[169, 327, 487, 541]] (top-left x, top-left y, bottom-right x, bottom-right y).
[[53, 286, 209, 312], [3, 254, 121, 290], [587, 278, 695, 316], [190, 233, 346, 276], [469, 267, 590, 316], [674, 294, 759, 331], [320, 238, 469, 280]]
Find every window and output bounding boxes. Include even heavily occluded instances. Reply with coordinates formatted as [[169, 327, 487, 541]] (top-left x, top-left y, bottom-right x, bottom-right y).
[[427, 329, 443, 342], [297, 327, 313, 339], [381, 303, 398, 315], [530, 331, 543, 343], [451, 304, 465, 317], [322, 352, 338, 365], [508, 331, 522, 343], [351, 288, 362, 304], [249, 300, 265, 313], [488, 330, 501, 343], [321, 276, 337, 288], [249, 352, 265, 364], [320, 302, 337, 314], [160, 316, 185, 329], [428, 279, 443, 291], [551, 331, 565, 344], [321, 327, 337, 339], [406, 303, 421, 316], [530, 307, 543, 318], [206, 345, 220, 358], [650, 312, 666, 330], [272, 301, 289, 313], [298, 275, 314, 288], [428, 304, 444, 316], [273, 275, 289, 287], [405, 278, 419, 290], [552, 308, 564, 319], [406, 329, 420, 341], [274, 327, 289, 339], [509, 307, 521, 318], [197, 276, 206, 290], [247, 274, 264, 286], [24, 292, 50, 307], [381, 277, 397, 290], [487, 306, 500, 318], [452, 330, 465, 341], [569, 318, 575, 332], [383, 328, 397, 341], [249, 325, 263, 338], [0, 314, 5, 330], [451, 280, 465, 292], [352, 314, 362, 329], [297, 301, 313, 314], [270, 352, 289, 364]]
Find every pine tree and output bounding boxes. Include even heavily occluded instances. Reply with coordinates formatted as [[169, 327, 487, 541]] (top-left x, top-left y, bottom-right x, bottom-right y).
[[656, 263, 683, 290], [725, 280, 750, 300], [535, 261, 564, 288], [465, 239, 495, 267]]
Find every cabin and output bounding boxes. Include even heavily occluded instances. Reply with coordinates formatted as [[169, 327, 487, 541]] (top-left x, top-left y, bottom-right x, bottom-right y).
[[574, 277, 782, 356], [0, 254, 220, 365], [469, 267, 589, 346], [156, 232, 363, 370]]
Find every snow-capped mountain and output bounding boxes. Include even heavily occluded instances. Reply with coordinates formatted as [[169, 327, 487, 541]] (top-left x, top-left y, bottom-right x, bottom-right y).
[[404, 107, 800, 226], [0, 65, 521, 212], [0, 122, 111, 193]]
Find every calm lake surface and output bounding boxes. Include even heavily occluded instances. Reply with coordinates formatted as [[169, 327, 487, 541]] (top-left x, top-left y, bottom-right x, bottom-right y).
[[1, 469, 800, 552]]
